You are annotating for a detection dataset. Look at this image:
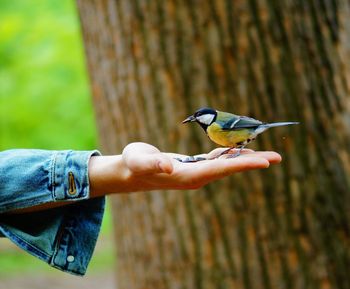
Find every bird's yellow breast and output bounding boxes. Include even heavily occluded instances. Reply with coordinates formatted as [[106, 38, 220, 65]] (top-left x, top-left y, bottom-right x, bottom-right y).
[[207, 122, 251, 147]]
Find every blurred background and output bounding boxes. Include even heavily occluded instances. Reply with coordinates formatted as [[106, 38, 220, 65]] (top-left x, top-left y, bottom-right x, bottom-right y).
[[0, 0, 115, 288]]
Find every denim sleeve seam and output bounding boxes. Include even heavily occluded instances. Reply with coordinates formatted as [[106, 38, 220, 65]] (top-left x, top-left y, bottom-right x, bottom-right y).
[[50, 214, 85, 276], [0, 223, 50, 261], [50, 151, 58, 201], [50, 263, 83, 276], [84, 151, 92, 199], [51, 216, 65, 262]]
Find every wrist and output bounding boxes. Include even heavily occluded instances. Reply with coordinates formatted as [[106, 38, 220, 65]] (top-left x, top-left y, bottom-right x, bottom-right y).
[[88, 155, 131, 196]]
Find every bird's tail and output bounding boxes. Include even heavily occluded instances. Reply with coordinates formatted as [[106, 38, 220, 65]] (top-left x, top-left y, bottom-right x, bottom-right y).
[[264, 122, 299, 128], [255, 122, 299, 134]]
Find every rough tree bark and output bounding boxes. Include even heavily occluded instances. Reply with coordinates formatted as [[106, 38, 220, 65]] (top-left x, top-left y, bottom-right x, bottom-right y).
[[77, 1, 350, 288]]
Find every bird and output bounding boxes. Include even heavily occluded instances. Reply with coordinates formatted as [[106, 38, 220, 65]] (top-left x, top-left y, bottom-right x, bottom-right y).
[[178, 107, 299, 162]]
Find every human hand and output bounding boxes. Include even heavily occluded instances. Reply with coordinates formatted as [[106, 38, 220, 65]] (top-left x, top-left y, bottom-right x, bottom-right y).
[[89, 142, 281, 195]]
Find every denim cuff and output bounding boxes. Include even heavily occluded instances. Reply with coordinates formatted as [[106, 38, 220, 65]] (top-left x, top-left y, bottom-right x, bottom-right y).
[[0, 149, 101, 213], [52, 150, 100, 201]]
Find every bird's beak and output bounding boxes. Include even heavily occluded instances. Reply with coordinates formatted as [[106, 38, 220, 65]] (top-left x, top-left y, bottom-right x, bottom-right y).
[[182, 115, 196, 124]]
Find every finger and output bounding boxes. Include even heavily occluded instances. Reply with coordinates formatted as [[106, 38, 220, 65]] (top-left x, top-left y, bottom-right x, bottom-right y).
[[123, 142, 161, 155], [205, 156, 270, 177], [168, 148, 255, 161], [152, 154, 277, 191], [207, 147, 254, 159], [127, 153, 173, 175], [239, 151, 282, 164], [123, 143, 173, 174], [190, 157, 269, 187], [178, 156, 270, 186]]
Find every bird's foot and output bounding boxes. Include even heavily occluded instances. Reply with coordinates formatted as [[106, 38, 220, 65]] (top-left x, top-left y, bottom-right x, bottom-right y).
[[174, 155, 207, 163], [174, 147, 244, 162], [219, 146, 244, 159], [216, 147, 236, 158], [225, 151, 241, 158], [221, 147, 233, 155], [224, 147, 244, 158]]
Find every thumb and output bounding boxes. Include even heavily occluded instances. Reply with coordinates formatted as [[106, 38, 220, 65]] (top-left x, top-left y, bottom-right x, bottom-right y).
[[125, 153, 173, 175], [122, 143, 173, 175]]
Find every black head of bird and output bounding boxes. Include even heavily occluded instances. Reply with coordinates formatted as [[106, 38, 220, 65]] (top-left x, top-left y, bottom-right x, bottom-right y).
[[182, 107, 217, 130]]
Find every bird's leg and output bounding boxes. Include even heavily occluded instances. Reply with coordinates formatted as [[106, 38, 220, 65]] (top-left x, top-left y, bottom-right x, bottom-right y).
[[216, 146, 236, 158], [226, 146, 245, 158]]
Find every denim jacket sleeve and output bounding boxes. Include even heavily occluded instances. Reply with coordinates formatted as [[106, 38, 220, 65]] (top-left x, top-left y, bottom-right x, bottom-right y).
[[0, 149, 105, 276]]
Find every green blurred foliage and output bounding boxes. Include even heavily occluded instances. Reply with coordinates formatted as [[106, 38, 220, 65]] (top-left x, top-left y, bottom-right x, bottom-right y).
[[0, 0, 97, 150], [0, 0, 114, 276]]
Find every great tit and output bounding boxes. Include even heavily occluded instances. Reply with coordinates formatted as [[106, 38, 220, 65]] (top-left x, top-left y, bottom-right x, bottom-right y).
[[178, 107, 298, 162]]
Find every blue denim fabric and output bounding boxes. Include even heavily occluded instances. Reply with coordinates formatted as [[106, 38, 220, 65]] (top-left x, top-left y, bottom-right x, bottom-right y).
[[0, 149, 105, 276]]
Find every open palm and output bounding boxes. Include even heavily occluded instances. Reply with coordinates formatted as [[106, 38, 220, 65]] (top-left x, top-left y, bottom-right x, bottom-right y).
[[122, 142, 282, 191]]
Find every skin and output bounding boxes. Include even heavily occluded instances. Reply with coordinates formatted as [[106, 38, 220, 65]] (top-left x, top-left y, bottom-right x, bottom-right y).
[[11, 142, 281, 213]]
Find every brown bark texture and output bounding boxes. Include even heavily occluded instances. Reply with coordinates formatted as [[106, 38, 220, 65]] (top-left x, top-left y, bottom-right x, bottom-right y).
[[77, 1, 350, 288]]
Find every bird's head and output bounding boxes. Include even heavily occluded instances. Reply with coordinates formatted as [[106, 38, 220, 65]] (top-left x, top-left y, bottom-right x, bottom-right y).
[[182, 107, 217, 130]]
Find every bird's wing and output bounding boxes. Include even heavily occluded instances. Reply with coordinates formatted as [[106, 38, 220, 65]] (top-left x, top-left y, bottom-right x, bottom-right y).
[[221, 115, 263, 130]]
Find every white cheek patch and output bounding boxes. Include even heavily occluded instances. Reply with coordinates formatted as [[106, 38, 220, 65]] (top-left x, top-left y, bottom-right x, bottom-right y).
[[196, 114, 215, 125]]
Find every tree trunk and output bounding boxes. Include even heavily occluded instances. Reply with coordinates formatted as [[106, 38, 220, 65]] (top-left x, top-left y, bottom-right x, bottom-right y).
[[76, 1, 350, 288]]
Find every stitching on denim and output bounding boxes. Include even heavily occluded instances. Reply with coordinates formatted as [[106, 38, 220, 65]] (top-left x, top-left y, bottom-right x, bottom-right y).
[[84, 150, 101, 199], [85, 151, 94, 199], [51, 151, 58, 200], [50, 213, 86, 275], [50, 263, 84, 276], [0, 197, 52, 214], [51, 213, 68, 266], [0, 224, 50, 259], [1, 222, 84, 275]]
